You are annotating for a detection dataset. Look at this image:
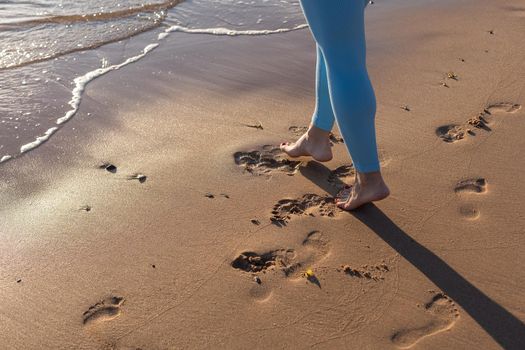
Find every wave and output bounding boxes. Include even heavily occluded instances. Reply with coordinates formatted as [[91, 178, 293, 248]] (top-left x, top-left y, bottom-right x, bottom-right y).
[[1, 22, 163, 71], [0, 0, 308, 164], [0, 0, 183, 28], [0, 1, 185, 71], [165, 23, 308, 36], [15, 43, 160, 157]]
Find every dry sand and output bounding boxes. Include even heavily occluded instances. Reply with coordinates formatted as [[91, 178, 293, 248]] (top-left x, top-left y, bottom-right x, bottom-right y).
[[1, 0, 524, 349]]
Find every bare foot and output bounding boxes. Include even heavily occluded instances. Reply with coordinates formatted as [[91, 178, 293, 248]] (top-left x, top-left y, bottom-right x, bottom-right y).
[[280, 125, 333, 162], [336, 172, 389, 211]]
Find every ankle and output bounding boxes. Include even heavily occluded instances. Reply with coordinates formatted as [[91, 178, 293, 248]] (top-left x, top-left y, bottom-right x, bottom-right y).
[[307, 124, 331, 141], [356, 171, 386, 187]]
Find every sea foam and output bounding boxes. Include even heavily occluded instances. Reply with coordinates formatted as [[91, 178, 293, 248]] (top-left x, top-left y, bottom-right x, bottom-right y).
[[165, 24, 308, 36], [18, 44, 159, 155], [11, 2, 308, 163], [0, 155, 12, 163], [20, 127, 58, 153], [56, 43, 159, 126], [17, 22, 308, 157]]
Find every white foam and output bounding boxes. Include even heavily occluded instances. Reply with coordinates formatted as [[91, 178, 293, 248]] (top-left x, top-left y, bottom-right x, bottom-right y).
[[6, 16, 308, 164], [57, 43, 159, 126], [20, 127, 58, 153], [16, 43, 160, 157], [0, 155, 12, 163], [165, 24, 308, 36]]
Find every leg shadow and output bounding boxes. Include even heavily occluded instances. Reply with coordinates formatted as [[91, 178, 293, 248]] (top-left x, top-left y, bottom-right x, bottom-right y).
[[300, 161, 525, 349]]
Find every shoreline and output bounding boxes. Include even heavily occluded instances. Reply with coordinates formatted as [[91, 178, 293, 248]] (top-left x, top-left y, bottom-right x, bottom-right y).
[[1, 0, 524, 349], [0, 0, 311, 164]]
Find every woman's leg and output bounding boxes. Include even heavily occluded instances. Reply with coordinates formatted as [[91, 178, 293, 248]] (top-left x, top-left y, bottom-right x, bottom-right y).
[[312, 45, 336, 131], [300, 0, 389, 210], [280, 45, 334, 162]]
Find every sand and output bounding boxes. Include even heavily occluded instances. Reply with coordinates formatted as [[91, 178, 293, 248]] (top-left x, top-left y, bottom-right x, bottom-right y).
[[1, 0, 524, 349]]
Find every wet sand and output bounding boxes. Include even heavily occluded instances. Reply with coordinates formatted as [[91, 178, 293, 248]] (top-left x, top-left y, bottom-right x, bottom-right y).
[[1, 0, 524, 349]]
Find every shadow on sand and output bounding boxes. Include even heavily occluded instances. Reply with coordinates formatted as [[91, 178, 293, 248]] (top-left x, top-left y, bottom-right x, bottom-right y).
[[300, 160, 525, 349]]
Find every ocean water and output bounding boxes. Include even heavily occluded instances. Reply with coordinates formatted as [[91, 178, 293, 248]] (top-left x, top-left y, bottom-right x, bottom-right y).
[[0, 0, 306, 163]]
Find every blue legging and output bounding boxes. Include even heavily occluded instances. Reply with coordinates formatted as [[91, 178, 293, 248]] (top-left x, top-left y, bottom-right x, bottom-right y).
[[301, 0, 380, 173]]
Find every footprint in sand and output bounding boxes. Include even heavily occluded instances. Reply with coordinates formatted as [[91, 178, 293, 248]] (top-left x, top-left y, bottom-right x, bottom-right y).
[[279, 230, 332, 279], [486, 102, 521, 114], [270, 194, 337, 227], [436, 124, 466, 143], [232, 230, 331, 288], [458, 203, 481, 220], [455, 178, 486, 219], [234, 145, 301, 176], [436, 103, 521, 143], [302, 230, 330, 260], [391, 292, 460, 349], [287, 230, 331, 280], [83, 296, 124, 325], [454, 178, 487, 194], [231, 249, 297, 274], [340, 262, 390, 281], [231, 250, 295, 302], [289, 126, 344, 144]]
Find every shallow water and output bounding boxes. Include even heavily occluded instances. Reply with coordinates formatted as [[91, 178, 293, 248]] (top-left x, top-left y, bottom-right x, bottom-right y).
[[0, 0, 306, 163]]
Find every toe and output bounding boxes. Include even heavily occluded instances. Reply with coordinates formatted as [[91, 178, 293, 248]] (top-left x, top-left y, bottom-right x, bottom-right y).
[[337, 201, 349, 210]]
